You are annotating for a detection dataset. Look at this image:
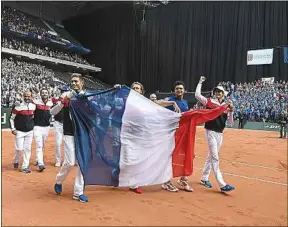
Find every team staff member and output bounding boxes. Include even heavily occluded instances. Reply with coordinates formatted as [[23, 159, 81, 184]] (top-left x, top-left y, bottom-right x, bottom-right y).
[[238, 108, 245, 129], [162, 81, 193, 192], [52, 85, 70, 167], [33, 88, 53, 171], [10, 91, 36, 173], [279, 111, 288, 139], [195, 76, 235, 192]]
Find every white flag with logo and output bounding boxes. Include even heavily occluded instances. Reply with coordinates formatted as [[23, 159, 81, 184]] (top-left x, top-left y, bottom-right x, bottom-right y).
[[247, 49, 274, 65], [261, 77, 274, 84]]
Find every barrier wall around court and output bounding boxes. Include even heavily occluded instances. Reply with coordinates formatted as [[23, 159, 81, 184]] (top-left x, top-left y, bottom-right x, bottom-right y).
[[1, 108, 12, 129], [1, 108, 281, 132], [227, 120, 281, 132]]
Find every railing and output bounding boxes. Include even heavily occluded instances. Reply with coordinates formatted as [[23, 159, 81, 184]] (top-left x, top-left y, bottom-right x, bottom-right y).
[[1, 47, 101, 72]]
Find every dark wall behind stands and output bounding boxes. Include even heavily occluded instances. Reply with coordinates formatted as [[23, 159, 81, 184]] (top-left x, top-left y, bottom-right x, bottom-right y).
[[64, 2, 141, 88], [64, 1, 288, 93]]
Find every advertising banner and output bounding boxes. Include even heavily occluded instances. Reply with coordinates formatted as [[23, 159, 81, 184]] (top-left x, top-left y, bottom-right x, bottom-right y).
[[247, 49, 274, 65]]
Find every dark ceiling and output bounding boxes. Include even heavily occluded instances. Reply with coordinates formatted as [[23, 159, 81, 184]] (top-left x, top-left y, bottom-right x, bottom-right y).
[[2, 1, 125, 23]]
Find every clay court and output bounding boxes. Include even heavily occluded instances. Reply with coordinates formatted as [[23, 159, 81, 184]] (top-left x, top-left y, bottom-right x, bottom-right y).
[[2, 127, 287, 226]]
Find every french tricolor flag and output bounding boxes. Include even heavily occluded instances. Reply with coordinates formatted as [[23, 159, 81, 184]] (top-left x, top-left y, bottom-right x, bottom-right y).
[[69, 87, 227, 187]]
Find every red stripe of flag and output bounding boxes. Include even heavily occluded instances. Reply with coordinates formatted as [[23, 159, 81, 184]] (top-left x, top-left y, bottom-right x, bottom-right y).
[[172, 105, 228, 177]]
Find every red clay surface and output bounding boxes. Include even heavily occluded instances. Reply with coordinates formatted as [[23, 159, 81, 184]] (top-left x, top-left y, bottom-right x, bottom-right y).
[[2, 128, 287, 226]]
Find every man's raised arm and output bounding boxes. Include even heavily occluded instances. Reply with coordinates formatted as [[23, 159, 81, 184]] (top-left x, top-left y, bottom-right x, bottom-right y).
[[195, 76, 208, 106]]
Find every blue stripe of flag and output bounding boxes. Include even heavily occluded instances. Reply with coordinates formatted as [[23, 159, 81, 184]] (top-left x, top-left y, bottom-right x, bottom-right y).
[[70, 87, 131, 186]]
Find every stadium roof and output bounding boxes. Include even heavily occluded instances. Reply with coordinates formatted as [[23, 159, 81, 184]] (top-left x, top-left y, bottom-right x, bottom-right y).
[[2, 1, 124, 23]]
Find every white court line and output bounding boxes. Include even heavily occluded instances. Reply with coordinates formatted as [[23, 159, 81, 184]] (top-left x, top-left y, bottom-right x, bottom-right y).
[[195, 155, 286, 171], [194, 167, 288, 186]]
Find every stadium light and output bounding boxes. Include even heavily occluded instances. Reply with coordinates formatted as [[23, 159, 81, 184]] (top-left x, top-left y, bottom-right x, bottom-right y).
[[159, 0, 169, 5], [134, 0, 170, 8]]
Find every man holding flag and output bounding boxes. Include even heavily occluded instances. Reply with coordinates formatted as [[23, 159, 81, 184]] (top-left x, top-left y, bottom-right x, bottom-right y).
[[161, 81, 193, 192], [51, 73, 90, 203], [51, 73, 122, 202], [61, 79, 231, 201], [195, 76, 235, 192]]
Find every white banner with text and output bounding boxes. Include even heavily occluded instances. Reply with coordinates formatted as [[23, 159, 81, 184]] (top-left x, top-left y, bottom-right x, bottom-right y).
[[247, 49, 274, 65]]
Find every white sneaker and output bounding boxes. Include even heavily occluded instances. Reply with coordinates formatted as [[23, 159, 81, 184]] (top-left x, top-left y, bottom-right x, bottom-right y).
[[161, 181, 179, 192], [177, 178, 194, 192]]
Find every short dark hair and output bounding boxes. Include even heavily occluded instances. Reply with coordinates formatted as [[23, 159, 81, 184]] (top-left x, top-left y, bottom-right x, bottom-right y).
[[174, 80, 185, 89], [71, 73, 84, 82], [40, 87, 49, 93]]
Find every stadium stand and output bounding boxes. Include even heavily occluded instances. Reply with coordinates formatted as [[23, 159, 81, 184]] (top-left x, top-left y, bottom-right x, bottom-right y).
[[1, 57, 109, 107], [1, 57, 59, 107], [219, 80, 288, 123], [46, 21, 83, 47], [2, 6, 79, 46], [1, 5, 109, 107], [2, 36, 90, 65], [2, 6, 47, 36]]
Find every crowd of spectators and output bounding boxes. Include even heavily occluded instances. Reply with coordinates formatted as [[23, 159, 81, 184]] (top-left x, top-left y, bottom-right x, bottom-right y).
[[0, 7, 112, 107], [1, 7, 95, 65], [2, 7, 47, 36], [1, 7, 72, 43], [1, 58, 63, 107], [218, 80, 288, 123], [2, 37, 90, 65]]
